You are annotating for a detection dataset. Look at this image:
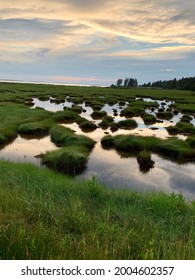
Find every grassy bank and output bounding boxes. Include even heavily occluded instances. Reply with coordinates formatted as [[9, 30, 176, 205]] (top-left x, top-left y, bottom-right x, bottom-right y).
[[0, 160, 195, 260]]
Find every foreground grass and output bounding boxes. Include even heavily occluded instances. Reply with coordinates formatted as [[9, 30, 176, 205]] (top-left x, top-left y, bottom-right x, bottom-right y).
[[0, 160, 195, 260]]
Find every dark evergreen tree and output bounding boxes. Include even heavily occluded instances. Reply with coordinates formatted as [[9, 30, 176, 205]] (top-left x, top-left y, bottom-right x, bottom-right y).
[[117, 79, 123, 86]]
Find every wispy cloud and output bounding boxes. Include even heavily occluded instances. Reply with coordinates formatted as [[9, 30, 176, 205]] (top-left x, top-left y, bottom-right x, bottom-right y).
[[0, 1, 195, 84]]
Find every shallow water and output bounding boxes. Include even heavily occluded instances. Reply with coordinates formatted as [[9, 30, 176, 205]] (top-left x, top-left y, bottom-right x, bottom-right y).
[[0, 135, 57, 166], [77, 143, 195, 201], [0, 96, 194, 200]]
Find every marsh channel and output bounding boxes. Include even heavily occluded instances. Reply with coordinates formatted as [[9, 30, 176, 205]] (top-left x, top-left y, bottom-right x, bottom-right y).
[[1, 96, 195, 200]]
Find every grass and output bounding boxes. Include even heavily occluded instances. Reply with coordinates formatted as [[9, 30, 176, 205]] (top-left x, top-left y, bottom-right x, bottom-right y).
[[42, 146, 90, 175], [91, 110, 107, 119], [99, 116, 114, 129], [79, 121, 97, 132], [0, 160, 195, 260], [52, 110, 78, 123], [142, 113, 157, 125], [18, 119, 52, 137], [175, 103, 195, 114], [117, 119, 137, 129], [0, 102, 52, 144], [167, 122, 195, 136], [101, 134, 195, 163], [120, 106, 145, 117], [49, 125, 95, 149], [156, 111, 173, 120], [42, 125, 95, 175]]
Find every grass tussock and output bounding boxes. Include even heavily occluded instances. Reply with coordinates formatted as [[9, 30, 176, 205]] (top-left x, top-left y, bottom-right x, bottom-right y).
[[18, 120, 52, 137], [0, 160, 195, 260], [49, 125, 95, 149], [101, 134, 195, 163], [91, 110, 107, 119], [142, 113, 157, 125], [52, 110, 78, 123], [167, 122, 195, 136], [79, 121, 97, 132], [42, 146, 89, 175], [42, 125, 95, 175], [117, 119, 137, 129]]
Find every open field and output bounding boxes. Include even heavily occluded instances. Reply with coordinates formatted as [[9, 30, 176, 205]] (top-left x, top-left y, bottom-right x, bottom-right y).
[[0, 82, 195, 259]]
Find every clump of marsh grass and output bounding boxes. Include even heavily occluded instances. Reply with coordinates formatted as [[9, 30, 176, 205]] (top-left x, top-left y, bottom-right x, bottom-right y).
[[167, 121, 195, 136], [142, 113, 157, 125], [42, 146, 89, 175], [117, 119, 137, 129], [79, 121, 97, 132], [99, 115, 114, 129], [52, 110, 78, 123], [157, 111, 173, 120], [120, 106, 144, 117], [42, 125, 95, 175], [91, 110, 107, 119], [18, 120, 52, 137], [49, 125, 95, 149], [101, 134, 195, 163]]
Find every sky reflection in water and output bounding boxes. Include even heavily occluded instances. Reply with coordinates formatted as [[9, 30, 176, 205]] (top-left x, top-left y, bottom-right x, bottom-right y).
[[0, 97, 194, 201]]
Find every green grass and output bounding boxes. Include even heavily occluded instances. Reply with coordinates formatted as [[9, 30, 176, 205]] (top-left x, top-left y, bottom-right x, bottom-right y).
[[99, 116, 114, 129], [0, 103, 53, 144], [142, 113, 157, 125], [157, 111, 173, 120], [120, 106, 145, 117], [52, 110, 78, 123], [18, 119, 52, 137], [167, 122, 195, 136], [117, 119, 137, 129], [79, 121, 97, 132], [42, 125, 95, 175], [175, 103, 195, 114], [91, 110, 107, 119], [0, 160, 195, 260], [101, 134, 195, 163], [49, 125, 95, 149], [42, 146, 89, 175]]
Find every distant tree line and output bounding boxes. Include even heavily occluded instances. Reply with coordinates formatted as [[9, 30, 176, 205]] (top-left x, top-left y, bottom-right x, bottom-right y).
[[112, 77, 138, 88], [141, 77, 195, 91]]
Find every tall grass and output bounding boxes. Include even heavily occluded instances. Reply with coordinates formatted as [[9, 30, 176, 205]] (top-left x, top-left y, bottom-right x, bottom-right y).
[[0, 160, 195, 260]]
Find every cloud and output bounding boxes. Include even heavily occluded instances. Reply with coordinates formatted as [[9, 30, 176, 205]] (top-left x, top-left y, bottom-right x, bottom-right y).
[[0, 1, 195, 84], [1, 1, 195, 45], [104, 45, 195, 61]]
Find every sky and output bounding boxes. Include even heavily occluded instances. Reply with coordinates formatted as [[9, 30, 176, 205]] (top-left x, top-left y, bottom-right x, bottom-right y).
[[0, 0, 195, 86]]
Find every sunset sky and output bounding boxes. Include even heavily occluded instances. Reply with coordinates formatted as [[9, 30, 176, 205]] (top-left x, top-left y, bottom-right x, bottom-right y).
[[0, 0, 195, 86]]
